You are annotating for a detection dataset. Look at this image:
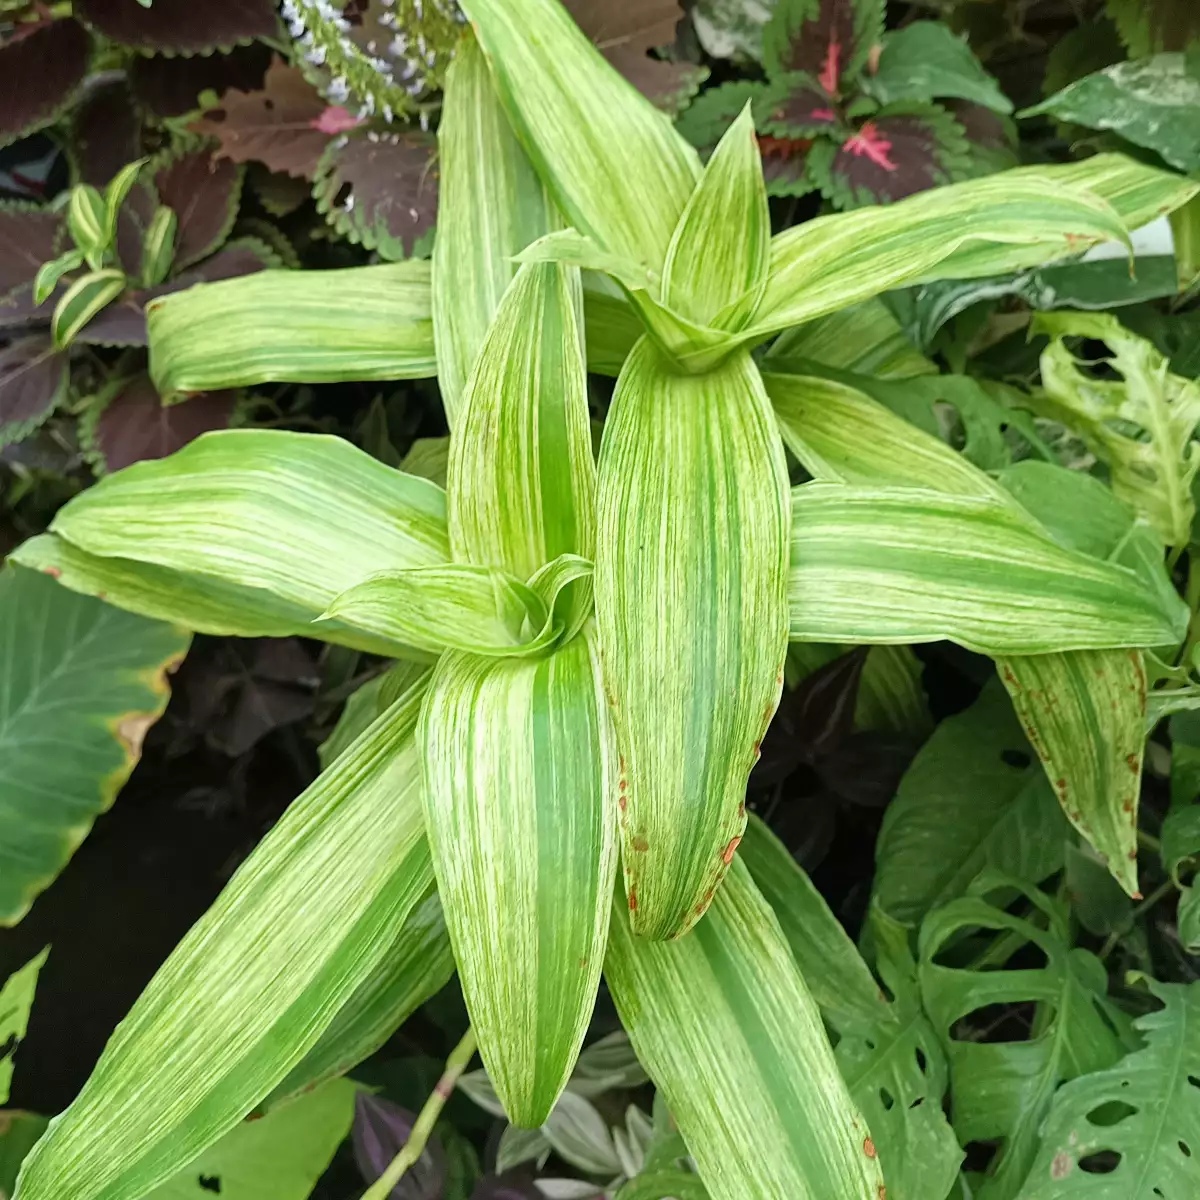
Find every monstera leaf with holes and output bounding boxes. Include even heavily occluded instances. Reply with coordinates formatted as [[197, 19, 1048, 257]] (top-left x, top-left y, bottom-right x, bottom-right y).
[[0, 566, 190, 926], [10, 4, 1200, 1200], [676, 0, 1013, 204]]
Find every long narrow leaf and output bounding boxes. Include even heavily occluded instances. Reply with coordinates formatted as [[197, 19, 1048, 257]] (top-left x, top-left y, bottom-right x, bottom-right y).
[[421, 630, 617, 1127], [789, 483, 1185, 654], [605, 859, 883, 1200], [433, 30, 554, 426], [14, 681, 435, 1200], [147, 262, 437, 397], [46, 430, 450, 658], [596, 340, 790, 939], [459, 0, 699, 273]]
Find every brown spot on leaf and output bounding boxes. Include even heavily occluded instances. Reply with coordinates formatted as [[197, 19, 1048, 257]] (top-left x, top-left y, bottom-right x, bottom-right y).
[[115, 712, 156, 758], [864, 1137, 876, 1159], [722, 836, 742, 865], [1126, 754, 1140, 774], [1051, 1150, 1074, 1180], [42, 566, 62, 579], [628, 887, 637, 913], [632, 835, 649, 853], [1128, 849, 1138, 860], [618, 794, 627, 813]]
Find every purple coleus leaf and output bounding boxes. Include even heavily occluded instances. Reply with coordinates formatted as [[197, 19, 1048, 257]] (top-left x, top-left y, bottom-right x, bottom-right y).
[[73, 82, 142, 188], [759, 71, 843, 136], [762, 0, 885, 98], [130, 43, 272, 119], [0, 18, 91, 149], [313, 131, 438, 260], [155, 148, 244, 271], [83, 374, 236, 475], [352, 1092, 447, 1200], [74, 0, 278, 54], [0, 334, 69, 448], [0, 205, 62, 308], [818, 103, 970, 207]]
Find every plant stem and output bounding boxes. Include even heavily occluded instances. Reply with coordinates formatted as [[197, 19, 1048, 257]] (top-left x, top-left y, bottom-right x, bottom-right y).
[[360, 1026, 478, 1200]]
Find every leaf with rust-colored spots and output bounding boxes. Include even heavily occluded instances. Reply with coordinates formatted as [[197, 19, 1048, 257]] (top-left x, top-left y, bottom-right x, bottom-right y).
[[997, 648, 1147, 897], [73, 81, 142, 188], [154, 147, 244, 271], [130, 43, 272, 119], [0, 564, 190, 926], [0, 18, 91, 150], [81, 374, 237, 475], [313, 131, 438, 260], [74, 0, 277, 53], [817, 104, 971, 208], [0, 334, 68, 448], [190, 57, 331, 182], [762, 0, 885, 96]]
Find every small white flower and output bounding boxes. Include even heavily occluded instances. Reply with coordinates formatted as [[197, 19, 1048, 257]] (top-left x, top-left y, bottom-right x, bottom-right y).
[[382, 103, 394, 122], [327, 75, 349, 102], [419, 109, 429, 131], [389, 33, 408, 56], [306, 43, 327, 65], [344, 193, 355, 213]]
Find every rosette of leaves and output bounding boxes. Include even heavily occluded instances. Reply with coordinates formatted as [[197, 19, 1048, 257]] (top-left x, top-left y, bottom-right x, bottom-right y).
[[0, 141, 276, 471], [677, 0, 1013, 206]]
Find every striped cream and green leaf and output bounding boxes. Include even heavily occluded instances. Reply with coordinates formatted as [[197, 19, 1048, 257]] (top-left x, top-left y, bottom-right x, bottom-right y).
[[605, 859, 884, 1200], [596, 339, 790, 939], [998, 650, 1147, 897], [14, 681, 435, 1200], [147, 262, 437, 398], [52, 268, 126, 348], [433, 29, 554, 426], [422, 630, 617, 1127], [459, 0, 699, 273], [45, 430, 450, 658], [788, 483, 1185, 655]]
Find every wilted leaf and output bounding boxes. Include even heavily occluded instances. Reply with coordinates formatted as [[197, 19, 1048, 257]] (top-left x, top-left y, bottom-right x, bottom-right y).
[[155, 148, 243, 271], [74, 0, 278, 53], [190, 57, 330, 181], [1025, 54, 1200, 174], [83, 375, 236, 474], [762, 0, 884, 93], [1, 949, 49, 1100], [874, 680, 1071, 927], [819, 105, 970, 208], [352, 1092, 445, 1200], [131, 43, 272, 118], [0, 19, 90, 149], [868, 22, 1012, 113], [0, 335, 68, 448], [313, 131, 438, 259], [73, 82, 141, 188]]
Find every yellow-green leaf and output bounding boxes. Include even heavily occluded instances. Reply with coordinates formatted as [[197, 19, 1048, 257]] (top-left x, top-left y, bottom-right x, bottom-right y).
[[0, 949, 48, 1104], [52, 268, 125, 348], [13, 681, 436, 1200], [147, 262, 437, 398], [421, 629, 618, 1126], [605, 859, 883, 1200], [595, 339, 790, 939], [788, 483, 1186, 655], [459, 0, 699, 273], [433, 28, 554, 426]]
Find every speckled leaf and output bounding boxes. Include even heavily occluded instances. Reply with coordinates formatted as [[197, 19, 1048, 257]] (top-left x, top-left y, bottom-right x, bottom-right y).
[[0, 335, 69, 449], [998, 650, 1146, 898], [596, 342, 790, 939], [0, 19, 90, 149], [82, 376, 237, 475], [314, 132, 437, 260], [0, 566, 189, 926], [132, 43, 271, 119], [12, 683, 435, 1200], [73, 82, 141, 188], [761, 0, 884, 92], [189, 58, 328, 180], [423, 631, 617, 1127], [74, 0, 278, 53], [154, 149, 243, 271], [605, 859, 884, 1200]]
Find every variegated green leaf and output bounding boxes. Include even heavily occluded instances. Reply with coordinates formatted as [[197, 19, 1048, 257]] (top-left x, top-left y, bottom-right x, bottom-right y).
[[788, 483, 1186, 655], [448, 261, 594, 584], [67, 184, 107, 267], [13, 681, 436, 1200], [661, 104, 768, 327], [147, 262, 437, 398], [323, 564, 549, 658], [750, 157, 1196, 342], [459, 0, 700, 273], [1, 949, 49, 1104], [605, 859, 883, 1200], [433, 29, 554, 426], [421, 629, 618, 1127], [45, 430, 450, 658], [998, 650, 1146, 897], [51, 267, 125, 348], [264, 892, 454, 1110], [596, 339, 790, 939]]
